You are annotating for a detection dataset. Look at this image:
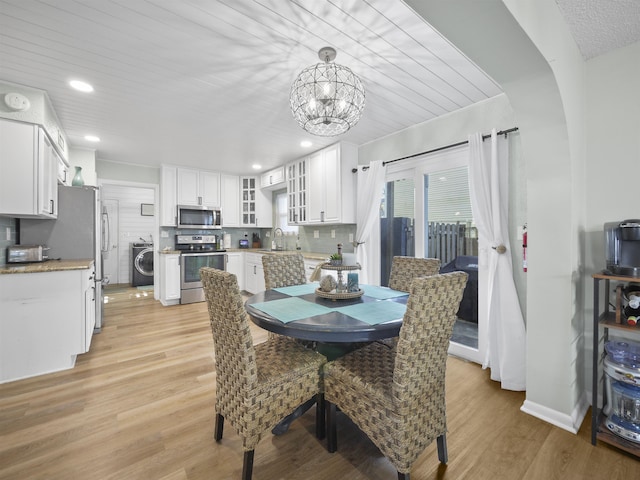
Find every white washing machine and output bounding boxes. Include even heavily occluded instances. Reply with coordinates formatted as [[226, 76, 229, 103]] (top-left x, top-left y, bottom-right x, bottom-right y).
[[131, 242, 154, 287]]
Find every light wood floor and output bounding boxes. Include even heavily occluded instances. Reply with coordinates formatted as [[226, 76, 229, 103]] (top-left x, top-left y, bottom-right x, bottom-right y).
[[1, 288, 639, 479]]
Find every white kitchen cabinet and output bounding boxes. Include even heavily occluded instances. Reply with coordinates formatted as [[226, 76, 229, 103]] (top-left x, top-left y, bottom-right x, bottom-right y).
[[0, 267, 94, 383], [159, 253, 181, 306], [244, 252, 265, 294], [0, 118, 58, 218], [220, 174, 240, 228], [177, 167, 220, 207], [286, 158, 307, 225], [225, 252, 244, 290], [307, 142, 357, 224], [241, 176, 272, 228], [160, 165, 178, 226], [57, 148, 70, 185], [260, 166, 285, 190]]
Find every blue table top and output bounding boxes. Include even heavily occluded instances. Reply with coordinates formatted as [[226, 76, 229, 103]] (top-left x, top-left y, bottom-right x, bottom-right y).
[[245, 283, 409, 343]]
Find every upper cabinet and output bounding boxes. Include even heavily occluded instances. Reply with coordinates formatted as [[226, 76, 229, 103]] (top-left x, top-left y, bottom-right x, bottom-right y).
[[286, 158, 307, 225], [160, 165, 178, 226], [260, 166, 285, 190], [290, 142, 357, 225], [220, 174, 240, 228], [241, 176, 272, 228], [0, 118, 58, 218], [176, 167, 220, 207]]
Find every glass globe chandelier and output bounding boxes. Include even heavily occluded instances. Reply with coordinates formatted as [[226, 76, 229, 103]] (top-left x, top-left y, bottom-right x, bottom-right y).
[[290, 47, 365, 137]]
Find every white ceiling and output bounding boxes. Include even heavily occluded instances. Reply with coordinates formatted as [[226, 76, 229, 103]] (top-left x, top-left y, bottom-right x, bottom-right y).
[[0, 1, 638, 175]]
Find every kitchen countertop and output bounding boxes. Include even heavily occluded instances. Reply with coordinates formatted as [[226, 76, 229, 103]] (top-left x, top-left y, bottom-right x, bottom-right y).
[[159, 248, 329, 261], [0, 259, 95, 274]]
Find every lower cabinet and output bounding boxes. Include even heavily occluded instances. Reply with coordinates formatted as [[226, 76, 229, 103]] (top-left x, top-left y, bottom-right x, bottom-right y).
[[244, 253, 265, 294], [159, 253, 181, 306], [0, 267, 94, 383], [226, 252, 244, 291]]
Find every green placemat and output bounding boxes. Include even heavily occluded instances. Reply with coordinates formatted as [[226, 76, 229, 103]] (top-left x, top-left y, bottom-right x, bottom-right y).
[[362, 285, 409, 300], [250, 297, 332, 323], [273, 283, 318, 296], [335, 301, 407, 325]]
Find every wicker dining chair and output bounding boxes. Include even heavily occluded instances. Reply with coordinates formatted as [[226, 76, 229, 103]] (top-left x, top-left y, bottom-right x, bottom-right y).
[[200, 267, 326, 480], [388, 256, 441, 292], [324, 271, 468, 480], [262, 252, 307, 289]]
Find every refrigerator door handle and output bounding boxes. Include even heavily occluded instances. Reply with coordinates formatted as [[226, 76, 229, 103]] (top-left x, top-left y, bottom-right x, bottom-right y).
[[101, 210, 110, 254]]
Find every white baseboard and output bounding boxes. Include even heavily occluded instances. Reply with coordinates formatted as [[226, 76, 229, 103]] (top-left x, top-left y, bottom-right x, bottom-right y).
[[520, 391, 590, 434]]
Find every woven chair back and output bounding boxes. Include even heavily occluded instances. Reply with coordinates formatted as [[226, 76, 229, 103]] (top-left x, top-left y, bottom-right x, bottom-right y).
[[262, 253, 307, 289], [388, 256, 441, 292], [393, 271, 468, 411], [200, 267, 258, 397]]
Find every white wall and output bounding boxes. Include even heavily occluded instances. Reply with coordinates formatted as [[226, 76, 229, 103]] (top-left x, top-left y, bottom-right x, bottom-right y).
[[584, 42, 640, 355], [406, 0, 588, 432]]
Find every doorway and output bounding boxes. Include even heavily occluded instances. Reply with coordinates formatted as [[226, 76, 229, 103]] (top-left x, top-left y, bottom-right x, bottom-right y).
[[380, 146, 485, 364]]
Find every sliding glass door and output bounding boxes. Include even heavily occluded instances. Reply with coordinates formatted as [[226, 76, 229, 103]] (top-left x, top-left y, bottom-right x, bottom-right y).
[[381, 146, 486, 364]]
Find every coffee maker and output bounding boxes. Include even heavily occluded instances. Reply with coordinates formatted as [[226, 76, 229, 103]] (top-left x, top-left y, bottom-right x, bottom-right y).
[[605, 219, 640, 277]]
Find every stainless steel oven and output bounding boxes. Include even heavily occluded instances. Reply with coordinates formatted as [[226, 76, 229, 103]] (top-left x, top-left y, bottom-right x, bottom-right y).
[[180, 252, 227, 304], [176, 234, 226, 304]]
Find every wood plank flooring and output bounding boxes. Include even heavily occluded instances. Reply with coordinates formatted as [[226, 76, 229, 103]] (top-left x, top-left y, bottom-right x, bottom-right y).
[[1, 287, 639, 479]]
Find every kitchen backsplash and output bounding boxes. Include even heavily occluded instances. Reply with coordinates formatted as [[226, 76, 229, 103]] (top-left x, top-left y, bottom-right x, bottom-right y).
[[158, 224, 356, 256], [0, 216, 17, 267]]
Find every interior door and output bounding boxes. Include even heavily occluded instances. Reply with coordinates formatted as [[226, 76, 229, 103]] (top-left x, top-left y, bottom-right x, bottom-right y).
[[101, 198, 119, 285]]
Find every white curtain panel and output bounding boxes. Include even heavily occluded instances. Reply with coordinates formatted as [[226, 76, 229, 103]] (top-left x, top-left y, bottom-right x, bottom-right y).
[[469, 129, 526, 391], [354, 160, 386, 285]]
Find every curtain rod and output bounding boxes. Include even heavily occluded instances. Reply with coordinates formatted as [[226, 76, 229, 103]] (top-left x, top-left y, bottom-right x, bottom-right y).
[[352, 126, 519, 172]]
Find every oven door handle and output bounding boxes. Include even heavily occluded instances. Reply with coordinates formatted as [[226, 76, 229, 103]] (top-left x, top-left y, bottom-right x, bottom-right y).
[[180, 252, 226, 257]]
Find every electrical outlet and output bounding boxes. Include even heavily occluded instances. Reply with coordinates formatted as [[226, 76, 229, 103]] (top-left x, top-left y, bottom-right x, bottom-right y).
[[349, 233, 354, 243], [265, 231, 270, 238], [5, 227, 10, 241], [314, 230, 319, 239], [331, 230, 335, 238], [160, 230, 169, 238]]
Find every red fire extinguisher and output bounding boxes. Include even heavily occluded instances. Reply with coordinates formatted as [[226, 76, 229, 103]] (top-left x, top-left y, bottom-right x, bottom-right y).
[[522, 225, 528, 272]]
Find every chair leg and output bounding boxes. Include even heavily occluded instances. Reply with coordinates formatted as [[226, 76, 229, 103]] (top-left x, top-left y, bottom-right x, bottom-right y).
[[242, 450, 254, 480], [327, 401, 337, 453], [214, 413, 224, 441], [437, 434, 448, 464], [316, 393, 326, 440], [397, 473, 410, 480]]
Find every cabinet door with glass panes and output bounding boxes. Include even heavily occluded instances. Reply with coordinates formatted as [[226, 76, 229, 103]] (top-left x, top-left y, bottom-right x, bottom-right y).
[[241, 176, 257, 226], [286, 158, 307, 225]]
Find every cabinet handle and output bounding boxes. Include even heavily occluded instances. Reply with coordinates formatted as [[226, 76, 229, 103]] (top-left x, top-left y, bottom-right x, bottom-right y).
[[198, 196, 202, 205], [321, 211, 325, 222], [50, 200, 55, 214], [254, 265, 256, 275]]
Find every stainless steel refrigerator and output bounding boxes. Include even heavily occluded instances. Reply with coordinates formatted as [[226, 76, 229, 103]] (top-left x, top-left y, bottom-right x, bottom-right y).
[[20, 185, 105, 331]]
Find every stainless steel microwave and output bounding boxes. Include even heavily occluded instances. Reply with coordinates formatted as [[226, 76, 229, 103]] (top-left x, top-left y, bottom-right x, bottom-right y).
[[177, 205, 222, 229]]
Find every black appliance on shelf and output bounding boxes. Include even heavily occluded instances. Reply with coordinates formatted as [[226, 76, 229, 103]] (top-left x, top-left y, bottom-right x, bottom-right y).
[[440, 255, 478, 323]]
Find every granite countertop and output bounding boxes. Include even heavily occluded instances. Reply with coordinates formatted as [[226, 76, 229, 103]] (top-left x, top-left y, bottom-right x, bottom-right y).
[[0, 259, 95, 274]]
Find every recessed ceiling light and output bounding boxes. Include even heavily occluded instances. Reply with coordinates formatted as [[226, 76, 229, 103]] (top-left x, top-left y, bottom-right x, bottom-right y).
[[69, 80, 94, 92], [300, 140, 312, 148], [252, 164, 262, 170], [84, 135, 100, 142]]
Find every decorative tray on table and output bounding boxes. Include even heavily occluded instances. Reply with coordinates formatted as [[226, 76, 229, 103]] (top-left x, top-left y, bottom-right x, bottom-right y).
[[314, 288, 364, 300], [315, 262, 363, 300]]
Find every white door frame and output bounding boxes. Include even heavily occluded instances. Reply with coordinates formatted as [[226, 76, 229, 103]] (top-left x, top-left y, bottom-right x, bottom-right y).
[[386, 145, 486, 364]]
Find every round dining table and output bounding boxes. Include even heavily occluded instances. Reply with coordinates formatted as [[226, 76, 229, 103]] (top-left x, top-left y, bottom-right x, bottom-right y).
[[245, 283, 410, 435], [244, 284, 409, 350]]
